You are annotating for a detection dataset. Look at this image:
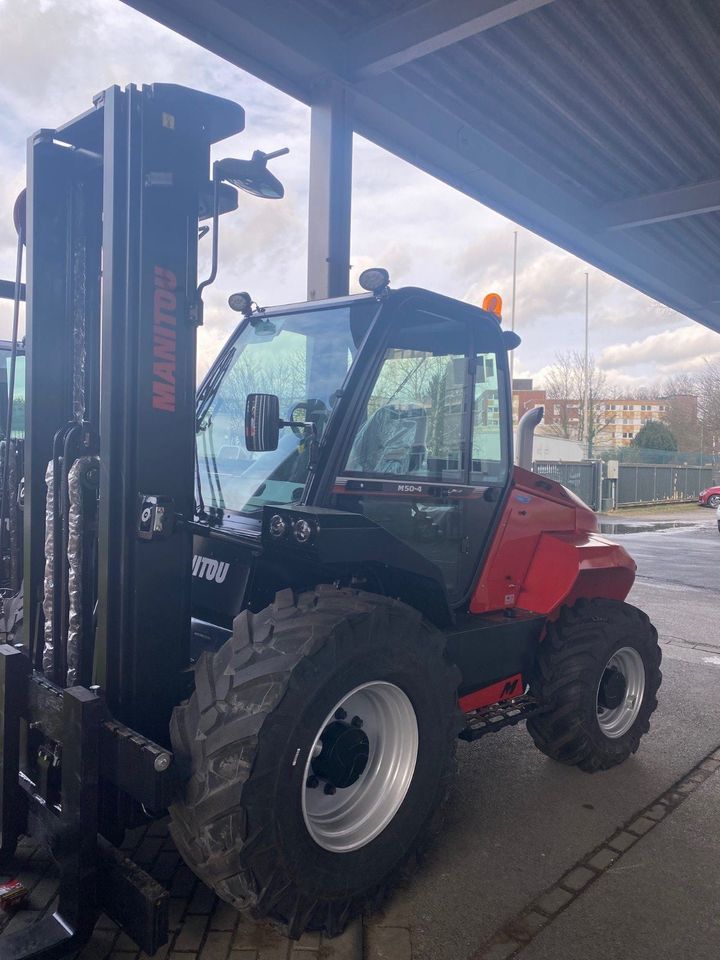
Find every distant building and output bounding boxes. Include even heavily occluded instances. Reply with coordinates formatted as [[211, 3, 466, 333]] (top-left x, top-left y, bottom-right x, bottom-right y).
[[511, 379, 581, 436], [511, 380, 693, 449], [659, 392, 698, 421], [531, 433, 584, 461], [544, 398, 582, 435], [511, 378, 546, 424], [595, 399, 669, 447]]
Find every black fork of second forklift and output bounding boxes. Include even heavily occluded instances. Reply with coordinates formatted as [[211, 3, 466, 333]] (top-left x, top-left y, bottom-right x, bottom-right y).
[[0, 82, 247, 960]]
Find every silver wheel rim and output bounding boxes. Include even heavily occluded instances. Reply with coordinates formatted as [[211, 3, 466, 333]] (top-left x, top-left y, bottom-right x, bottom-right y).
[[301, 681, 418, 853], [596, 646, 645, 739]]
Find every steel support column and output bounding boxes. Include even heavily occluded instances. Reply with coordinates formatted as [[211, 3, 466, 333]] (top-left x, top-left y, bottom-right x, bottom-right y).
[[307, 79, 353, 300]]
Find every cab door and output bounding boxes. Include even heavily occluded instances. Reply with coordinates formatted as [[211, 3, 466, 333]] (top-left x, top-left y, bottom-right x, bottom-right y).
[[328, 299, 510, 604]]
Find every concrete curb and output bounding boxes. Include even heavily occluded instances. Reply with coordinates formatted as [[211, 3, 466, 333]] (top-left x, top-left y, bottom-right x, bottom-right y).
[[470, 743, 720, 960]]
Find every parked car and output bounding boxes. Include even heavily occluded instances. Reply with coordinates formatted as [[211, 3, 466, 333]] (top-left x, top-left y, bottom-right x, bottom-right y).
[[717, 503, 720, 534], [698, 485, 720, 508]]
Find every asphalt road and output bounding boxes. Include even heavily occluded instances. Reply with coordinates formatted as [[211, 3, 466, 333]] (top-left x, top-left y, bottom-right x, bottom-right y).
[[3, 509, 718, 960], [365, 507, 720, 960], [516, 511, 720, 960], [616, 508, 720, 658]]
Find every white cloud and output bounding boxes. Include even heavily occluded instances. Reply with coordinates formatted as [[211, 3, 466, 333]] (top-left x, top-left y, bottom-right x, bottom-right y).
[[0, 0, 713, 397], [600, 324, 720, 371]]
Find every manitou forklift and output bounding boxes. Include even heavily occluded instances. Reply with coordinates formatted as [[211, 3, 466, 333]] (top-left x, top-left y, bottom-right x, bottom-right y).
[[0, 84, 661, 958]]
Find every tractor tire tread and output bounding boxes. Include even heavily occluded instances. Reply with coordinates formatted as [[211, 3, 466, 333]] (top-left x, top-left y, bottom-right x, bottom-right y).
[[169, 586, 460, 937], [527, 598, 661, 773]]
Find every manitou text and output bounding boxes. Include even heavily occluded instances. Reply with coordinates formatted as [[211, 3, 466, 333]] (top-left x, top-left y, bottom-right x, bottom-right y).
[[153, 266, 178, 412]]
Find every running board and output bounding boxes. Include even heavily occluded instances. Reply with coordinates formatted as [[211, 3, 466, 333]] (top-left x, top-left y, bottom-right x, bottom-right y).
[[459, 694, 543, 742]]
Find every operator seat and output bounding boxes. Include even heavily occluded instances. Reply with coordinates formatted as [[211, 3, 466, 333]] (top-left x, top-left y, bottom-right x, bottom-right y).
[[346, 404, 427, 475]]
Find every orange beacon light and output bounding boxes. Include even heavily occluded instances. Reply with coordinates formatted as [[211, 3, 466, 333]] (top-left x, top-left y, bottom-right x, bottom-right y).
[[482, 292, 503, 317]]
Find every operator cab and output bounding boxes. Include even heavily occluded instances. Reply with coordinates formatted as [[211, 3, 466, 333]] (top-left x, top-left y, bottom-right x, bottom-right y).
[[192, 282, 518, 626]]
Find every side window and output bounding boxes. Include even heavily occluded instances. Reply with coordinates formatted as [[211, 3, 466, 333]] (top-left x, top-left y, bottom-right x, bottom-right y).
[[471, 353, 506, 484], [344, 348, 469, 482], [333, 309, 508, 602]]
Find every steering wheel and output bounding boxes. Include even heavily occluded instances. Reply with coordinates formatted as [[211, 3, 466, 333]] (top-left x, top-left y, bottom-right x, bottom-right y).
[[286, 401, 310, 437], [285, 399, 329, 437]]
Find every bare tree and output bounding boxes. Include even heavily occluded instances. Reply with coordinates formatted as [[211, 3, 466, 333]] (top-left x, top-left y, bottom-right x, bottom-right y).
[[211, 348, 308, 444], [543, 353, 577, 439], [695, 361, 720, 460], [660, 373, 701, 453], [541, 350, 617, 453]]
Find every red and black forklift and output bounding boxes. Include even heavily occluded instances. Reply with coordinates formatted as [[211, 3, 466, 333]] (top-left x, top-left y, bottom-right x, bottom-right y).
[[0, 84, 660, 958]]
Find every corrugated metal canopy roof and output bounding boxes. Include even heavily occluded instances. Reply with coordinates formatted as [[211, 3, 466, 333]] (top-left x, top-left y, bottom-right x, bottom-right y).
[[124, 0, 720, 331]]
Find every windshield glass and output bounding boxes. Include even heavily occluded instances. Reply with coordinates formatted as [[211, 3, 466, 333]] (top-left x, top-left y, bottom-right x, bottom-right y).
[[196, 301, 375, 516]]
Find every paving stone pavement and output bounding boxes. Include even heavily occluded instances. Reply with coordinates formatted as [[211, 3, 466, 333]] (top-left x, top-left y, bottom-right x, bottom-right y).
[[3, 747, 720, 960], [0, 819, 364, 960]]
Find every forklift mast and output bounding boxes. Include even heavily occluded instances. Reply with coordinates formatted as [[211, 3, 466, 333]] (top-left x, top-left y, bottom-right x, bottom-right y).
[[0, 84, 245, 959], [24, 83, 244, 742]]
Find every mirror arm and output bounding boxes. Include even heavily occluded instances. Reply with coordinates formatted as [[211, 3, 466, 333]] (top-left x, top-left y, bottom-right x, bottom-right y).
[[194, 168, 221, 325], [281, 419, 319, 466], [279, 419, 315, 433]]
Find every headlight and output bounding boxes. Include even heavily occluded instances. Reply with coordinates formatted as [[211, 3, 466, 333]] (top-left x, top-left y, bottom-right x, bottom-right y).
[[293, 519, 314, 543], [269, 514, 287, 539]]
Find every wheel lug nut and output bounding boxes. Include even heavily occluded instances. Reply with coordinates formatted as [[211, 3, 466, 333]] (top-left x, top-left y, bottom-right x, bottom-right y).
[[335, 708, 347, 720], [324, 783, 336, 796], [306, 775, 319, 789], [351, 716, 363, 728]]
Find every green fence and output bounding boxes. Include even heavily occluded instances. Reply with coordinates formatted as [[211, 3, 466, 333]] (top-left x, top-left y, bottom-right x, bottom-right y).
[[615, 464, 713, 505], [599, 445, 718, 468]]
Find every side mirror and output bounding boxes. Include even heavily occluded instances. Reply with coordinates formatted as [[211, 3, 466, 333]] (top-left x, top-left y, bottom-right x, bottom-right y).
[[13, 189, 26, 245], [245, 393, 281, 452], [215, 148, 289, 200], [503, 330, 521, 350]]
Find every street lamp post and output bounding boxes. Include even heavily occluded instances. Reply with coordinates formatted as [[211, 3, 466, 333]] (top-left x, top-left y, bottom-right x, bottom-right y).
[[583, 271, 590, 458], [510, 230, 518, 386]]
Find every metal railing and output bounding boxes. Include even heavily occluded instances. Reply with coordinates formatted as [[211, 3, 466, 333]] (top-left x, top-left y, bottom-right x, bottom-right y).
[[615, 464, 712, 506], [533, 460, 602, 510], [532, 459, 713, 509]]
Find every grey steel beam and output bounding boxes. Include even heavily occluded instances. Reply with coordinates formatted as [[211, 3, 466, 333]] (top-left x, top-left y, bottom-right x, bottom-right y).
[[602, 179, 720, 229], [120, 0, 720, 333], [0, 280, 25, 302], [121, 0, 338, 101], [349, 72, 720, 332], [307, 79, 353, 300], [348, 0, 555, 79]]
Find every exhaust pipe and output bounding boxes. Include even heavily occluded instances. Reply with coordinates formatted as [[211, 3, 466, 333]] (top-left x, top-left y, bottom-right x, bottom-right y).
[[516, 406, 544, 470]]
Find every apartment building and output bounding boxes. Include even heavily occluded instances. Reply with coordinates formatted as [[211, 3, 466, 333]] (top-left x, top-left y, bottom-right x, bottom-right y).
[[511, 381, 688, 448], [596, 399, 668, 447]]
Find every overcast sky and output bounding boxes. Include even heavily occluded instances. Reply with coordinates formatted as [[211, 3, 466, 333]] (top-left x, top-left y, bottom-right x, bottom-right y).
[[1, 0, 719, 389]]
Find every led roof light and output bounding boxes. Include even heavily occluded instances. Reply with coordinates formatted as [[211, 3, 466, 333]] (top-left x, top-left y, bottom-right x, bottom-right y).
[[228, 291, 253, 316], [358, 267, 390, 295]]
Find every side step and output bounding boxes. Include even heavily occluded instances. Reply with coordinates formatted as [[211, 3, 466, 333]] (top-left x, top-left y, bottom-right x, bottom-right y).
[[459, 694, 543, 742]]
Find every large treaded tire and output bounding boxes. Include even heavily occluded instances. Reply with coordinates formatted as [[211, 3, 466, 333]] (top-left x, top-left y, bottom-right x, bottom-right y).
[[527, 598, 661, 773], [168, 586, 461, 938]]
